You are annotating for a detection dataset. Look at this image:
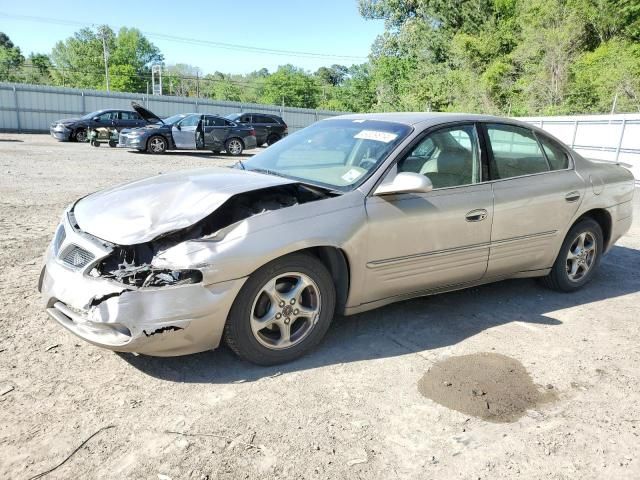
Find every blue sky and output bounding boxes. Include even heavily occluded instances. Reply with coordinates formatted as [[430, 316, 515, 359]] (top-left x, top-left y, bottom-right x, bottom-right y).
[[0, 1, 384, 74]]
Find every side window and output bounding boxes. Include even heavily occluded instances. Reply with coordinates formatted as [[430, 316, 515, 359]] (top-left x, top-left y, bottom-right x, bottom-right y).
[[397, 124, 480, 189], [239, 115, 251, 123], [204, 116, 225, 127], [179, 115, 201, 127], [122, 111, 141, 120], [97, 112, 115, 121], [537, 134, 570, 170], [486, 124, 549, 179]]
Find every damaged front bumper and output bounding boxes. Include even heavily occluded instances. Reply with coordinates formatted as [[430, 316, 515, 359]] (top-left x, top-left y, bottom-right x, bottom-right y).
[[39, 213, 246, 356]]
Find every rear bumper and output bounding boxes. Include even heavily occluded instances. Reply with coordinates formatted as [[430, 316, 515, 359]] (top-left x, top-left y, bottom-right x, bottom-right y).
[[607, 198, 634, 251]]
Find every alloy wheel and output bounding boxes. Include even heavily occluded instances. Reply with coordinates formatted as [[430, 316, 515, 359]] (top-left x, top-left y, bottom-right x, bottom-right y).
[[566, 231, 597, 282], [250, 272, 321, 350], [75, 129, 87, 142], [149, 137, 165, 153], [228, 139, 242, 155]]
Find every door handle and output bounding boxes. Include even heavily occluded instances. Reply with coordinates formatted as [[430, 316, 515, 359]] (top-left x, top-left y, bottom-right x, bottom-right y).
[[565, 191, 581, 202], [465, 209, 488, 222]]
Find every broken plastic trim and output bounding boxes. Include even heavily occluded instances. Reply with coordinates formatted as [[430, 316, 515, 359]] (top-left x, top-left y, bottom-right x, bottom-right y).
[[143, 326, 183, 337]]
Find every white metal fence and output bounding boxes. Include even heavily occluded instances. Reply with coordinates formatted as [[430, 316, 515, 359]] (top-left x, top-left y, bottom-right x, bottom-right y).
[[519, 114, 640, 181], [0, 82, 346, 134]]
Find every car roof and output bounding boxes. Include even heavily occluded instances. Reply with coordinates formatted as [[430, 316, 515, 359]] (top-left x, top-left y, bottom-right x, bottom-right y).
[[329, 112, 535, 129]]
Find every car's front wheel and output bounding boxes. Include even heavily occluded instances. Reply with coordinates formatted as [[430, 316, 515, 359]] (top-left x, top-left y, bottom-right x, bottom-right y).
[[74, 128, 87, 143], [146, 135, 167, 154], [541, 218, 603, 292], [224, 253, 336, 365], [225, 138, 244, 156]]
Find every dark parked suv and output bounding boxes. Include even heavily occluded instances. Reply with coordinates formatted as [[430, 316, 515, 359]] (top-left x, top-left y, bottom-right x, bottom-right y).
[[225, 113, 288, 146], [50, 109, 148, 142]]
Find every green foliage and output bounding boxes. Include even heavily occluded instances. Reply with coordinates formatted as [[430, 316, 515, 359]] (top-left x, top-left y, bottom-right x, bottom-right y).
[[261, 65, 321, 108], [49, 26, 162, 91], [358, 0, 640, 114], [0, 32, 25, 82]]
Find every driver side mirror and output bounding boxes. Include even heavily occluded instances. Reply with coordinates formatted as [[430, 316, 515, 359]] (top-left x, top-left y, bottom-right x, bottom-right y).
[[374, 172, 433, 196], [175, 123, 182, 130]]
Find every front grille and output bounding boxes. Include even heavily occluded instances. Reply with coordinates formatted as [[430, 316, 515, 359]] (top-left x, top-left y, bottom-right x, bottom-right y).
[[118, 133, 127, 146], [60, 245, 95, 269]]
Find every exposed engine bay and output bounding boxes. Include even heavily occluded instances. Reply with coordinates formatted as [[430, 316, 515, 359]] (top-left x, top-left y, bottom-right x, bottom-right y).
[[88, 184, 333, 288]]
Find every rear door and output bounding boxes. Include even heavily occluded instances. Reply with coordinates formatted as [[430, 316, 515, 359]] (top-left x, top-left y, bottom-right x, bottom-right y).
[[482, 123, 584, 277], [172, 114, 200, 149], [251, 114, 270, 145], [203, 115, 231, 150]]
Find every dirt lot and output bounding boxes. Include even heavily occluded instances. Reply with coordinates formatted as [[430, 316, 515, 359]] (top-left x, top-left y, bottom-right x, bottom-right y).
[[0, 133, 639, 480]]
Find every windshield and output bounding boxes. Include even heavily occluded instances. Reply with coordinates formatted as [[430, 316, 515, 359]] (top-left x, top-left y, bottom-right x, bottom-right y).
[[162, 114, 187, 125], [81, 110, 103, 120], [225, 113, 240, 121], [244, 119, 411, 191]]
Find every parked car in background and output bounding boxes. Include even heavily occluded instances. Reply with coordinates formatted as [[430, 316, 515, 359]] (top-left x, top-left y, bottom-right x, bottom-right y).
[[50, 109, 149, 143], [225, 112, 288, 146], [118, 103, 257, 155], [40, 113, 634, 365]]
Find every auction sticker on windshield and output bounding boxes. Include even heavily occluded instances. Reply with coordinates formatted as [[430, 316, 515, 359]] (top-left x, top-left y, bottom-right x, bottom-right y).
[[354, 130, 399, 143]]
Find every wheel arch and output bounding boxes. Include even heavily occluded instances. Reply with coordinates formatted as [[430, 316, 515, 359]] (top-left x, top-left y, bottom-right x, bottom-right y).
[[575, 208, 612, 251], [243, 245, 351, 315]]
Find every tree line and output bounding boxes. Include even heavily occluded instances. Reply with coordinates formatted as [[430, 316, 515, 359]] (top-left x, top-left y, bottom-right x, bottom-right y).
[[1, 0, 639, 115]]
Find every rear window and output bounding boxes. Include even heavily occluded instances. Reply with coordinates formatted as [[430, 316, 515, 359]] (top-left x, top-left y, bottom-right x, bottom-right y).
[[538, 135, 570, 170]]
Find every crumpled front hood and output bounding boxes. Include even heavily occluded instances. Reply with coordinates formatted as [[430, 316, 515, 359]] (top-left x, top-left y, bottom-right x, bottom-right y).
[[74, 167, 296, 245]]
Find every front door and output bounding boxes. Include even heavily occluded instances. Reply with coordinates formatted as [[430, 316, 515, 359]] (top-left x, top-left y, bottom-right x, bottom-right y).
[[363, 124, 494, 304], [172, 114, 200, 149], [482, 123, 584, 277]]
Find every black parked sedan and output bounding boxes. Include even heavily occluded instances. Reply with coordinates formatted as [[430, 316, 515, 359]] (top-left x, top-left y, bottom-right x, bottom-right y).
[[50, 109, 148, 142], [118, 103, 257, 155], [225, 112, 288, 146]]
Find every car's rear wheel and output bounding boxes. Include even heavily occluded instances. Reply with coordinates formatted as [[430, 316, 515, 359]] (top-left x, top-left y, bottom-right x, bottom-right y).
[[225, 138, 244, 156], [74, 128, 87, 143], [147, 135, 167, 154], [267, 134, 281, 146], [540, 218, 603, 292], [224, 253, 336, 365]]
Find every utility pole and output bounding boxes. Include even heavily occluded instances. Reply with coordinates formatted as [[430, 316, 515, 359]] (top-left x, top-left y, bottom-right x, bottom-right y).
[[98, 26, 110, 92]]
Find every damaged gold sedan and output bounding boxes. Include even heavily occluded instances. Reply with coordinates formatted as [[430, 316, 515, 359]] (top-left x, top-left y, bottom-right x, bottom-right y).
[[40, 113, 635, 365]]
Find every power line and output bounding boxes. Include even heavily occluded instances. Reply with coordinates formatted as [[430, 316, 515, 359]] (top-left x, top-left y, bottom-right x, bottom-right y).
[[0, 12, 369, 61]]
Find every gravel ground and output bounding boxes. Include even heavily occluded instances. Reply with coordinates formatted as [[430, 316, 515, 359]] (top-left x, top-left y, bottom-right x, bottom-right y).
[[0, 133, 639, 480]]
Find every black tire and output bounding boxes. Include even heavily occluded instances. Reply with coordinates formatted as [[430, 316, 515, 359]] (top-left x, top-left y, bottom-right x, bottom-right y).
[[225, 138, 244, 156], [74, 128, 87, 143], [540, 218, 603, 292], [91, 140, 100, 147], [224, 253, 336, 365], [146, 135, 167, 154], [108, 140, 117, 148], [266, 134, 281, 146]]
